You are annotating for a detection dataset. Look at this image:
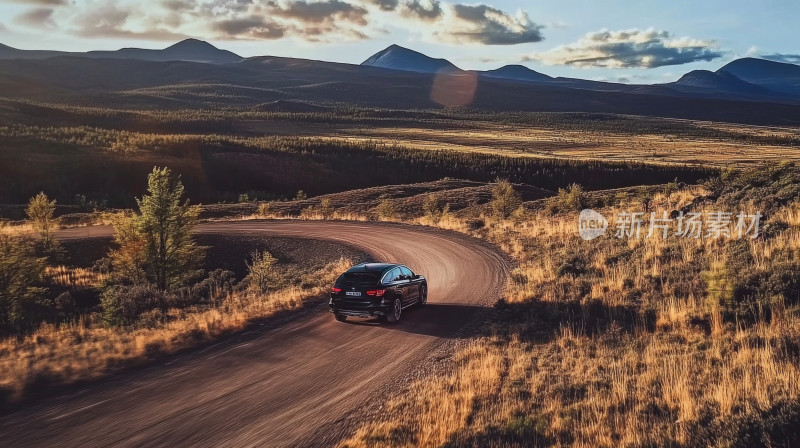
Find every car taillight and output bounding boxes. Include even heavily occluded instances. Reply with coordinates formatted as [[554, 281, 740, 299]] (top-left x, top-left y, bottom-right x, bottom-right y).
[[331, 287, 342, 293], [366, 289, 385, 296]]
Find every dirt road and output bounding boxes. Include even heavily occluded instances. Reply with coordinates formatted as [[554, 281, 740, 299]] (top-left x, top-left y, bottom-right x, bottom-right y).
[[0, 221, 508, 447]]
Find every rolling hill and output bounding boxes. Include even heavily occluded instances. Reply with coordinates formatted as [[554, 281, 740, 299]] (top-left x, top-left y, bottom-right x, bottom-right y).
[[0, 39, 243, 64], [719, 57, 800, 96], [668, 69, 780, 100], [480, 65, 552, 82]]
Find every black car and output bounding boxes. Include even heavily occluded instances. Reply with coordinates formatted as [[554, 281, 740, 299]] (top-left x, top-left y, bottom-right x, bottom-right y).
[[329, 263, 427, 323]]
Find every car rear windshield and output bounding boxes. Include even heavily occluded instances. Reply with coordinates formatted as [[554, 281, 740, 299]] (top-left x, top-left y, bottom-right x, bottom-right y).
[[340, 272, 380, 286]]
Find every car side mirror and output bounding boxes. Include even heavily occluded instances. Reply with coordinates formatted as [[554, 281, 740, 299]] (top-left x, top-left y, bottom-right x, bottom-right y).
[[413, 274, 421, 279]]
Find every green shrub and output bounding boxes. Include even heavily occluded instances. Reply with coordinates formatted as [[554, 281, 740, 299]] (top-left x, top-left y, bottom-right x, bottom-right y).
[[0, 236, 49, 332], [491, 179, 522, 219], [423, 194, 449, 223], [101, 284, 169, 327], [319, 198, 335, 219], [26, 192, 57, 250], [546, 183, 586, 214], [245, 250, 278, 293], [375, 199, 397, 220]]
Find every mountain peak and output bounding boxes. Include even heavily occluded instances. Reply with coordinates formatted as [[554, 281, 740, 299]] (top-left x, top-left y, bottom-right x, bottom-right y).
[[361, 44, 460, 73], [719, 57, 800, 96], [166, 38, 218, 51], [720, 57, 800, 78], [672, 69, 775, 97], [481, 64, 552, 82]]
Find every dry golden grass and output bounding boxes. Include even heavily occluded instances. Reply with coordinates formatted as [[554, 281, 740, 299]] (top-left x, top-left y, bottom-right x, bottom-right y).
[[0, 222, 34, 236], [45, 265, 107, 288], [341, 187, 800, 447], [241, 119, 800, 167], [0, 258, 350, 401]]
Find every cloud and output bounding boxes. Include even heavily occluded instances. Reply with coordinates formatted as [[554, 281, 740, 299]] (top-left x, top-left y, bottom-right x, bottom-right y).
[[274, 0, 368, 26], [10, 0, 543, 46], [526, 28, 723, 68], [364, 0, 398, 12], [213, 16, 288, 39], [270, 0, 369, 39], [70, 2, 186, 40], [14, 7, 57, 28], [760, 53, 800, 65], [2, 0, 66, 5], [439, 4, 542, 45], [399, 0, 442, 21]]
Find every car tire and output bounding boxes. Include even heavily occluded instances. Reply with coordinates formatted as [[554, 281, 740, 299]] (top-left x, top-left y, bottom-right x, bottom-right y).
[[335, 313, 347, 322], [417, 284, 427, 307], [385, 296, 402, 324]]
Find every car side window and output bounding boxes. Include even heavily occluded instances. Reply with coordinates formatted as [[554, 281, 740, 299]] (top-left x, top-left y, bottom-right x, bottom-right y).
[[399, 266, 413, 279], [383, 268, 401, 284]]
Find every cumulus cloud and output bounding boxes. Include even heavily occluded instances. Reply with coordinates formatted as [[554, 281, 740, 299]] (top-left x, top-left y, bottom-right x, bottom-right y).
[[14, 7, 57, 29], [761, 53, 800, 64], [69, 2, 186, 40], [271, 0, 369, 39], [6, 0, 545, 46], [399, 0, 442, 21], [274, 0, 368, 25], [526, 28, 723, 68], [364, 0, 398, 12], [438, 4, 542, 45], [213, 16, 288, 40]]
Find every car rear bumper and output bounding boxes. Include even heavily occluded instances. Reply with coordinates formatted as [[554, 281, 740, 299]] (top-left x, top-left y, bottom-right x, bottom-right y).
[[329, 298, 389, 317], [330, 307, 388, 318]]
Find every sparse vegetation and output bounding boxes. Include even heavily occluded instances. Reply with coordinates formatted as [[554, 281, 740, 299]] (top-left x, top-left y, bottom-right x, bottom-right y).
[[0, 236, 48, 333], [319, 198, 335, 220], [245, 250, 278, 293], [342, 165, 800, 448], [3, 92, 800, 445], [490, 179, 522, 219], [545, 183, 586, 214], [0, 120, 714, 207], [423, 194, 450, 224], [258, 202, 272, 217], [25, 192, 57, 250], [375, 199, 398, 221], [0, 257, 351, 403]]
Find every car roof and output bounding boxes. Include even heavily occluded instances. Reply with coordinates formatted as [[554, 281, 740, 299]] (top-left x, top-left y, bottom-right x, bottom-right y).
[[346, 263, 401, 274]]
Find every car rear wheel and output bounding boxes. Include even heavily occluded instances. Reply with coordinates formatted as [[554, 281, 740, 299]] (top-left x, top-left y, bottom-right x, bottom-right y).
[[335, 313, 347, 322], [418, 284, 427, 307], [385, 296, 402, 324]]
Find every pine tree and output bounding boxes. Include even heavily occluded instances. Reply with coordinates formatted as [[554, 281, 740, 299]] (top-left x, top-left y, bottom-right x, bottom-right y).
[[110, 167, 203, 290]]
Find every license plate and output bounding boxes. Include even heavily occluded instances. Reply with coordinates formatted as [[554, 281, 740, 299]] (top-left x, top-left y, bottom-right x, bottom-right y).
[[346, 291, 361, 296]]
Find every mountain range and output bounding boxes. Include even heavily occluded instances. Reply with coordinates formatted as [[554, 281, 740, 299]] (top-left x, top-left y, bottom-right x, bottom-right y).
[[359, 44, 800, 103], [0, 39, 243, 64], [1, 39, 800, 125]]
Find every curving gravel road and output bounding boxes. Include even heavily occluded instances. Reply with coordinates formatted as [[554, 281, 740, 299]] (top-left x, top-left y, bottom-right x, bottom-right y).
[[0, 221, 509, 447]]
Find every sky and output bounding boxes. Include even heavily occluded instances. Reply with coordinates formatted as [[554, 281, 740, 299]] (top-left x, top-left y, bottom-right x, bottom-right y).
[[0, 0, 798, 83]]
